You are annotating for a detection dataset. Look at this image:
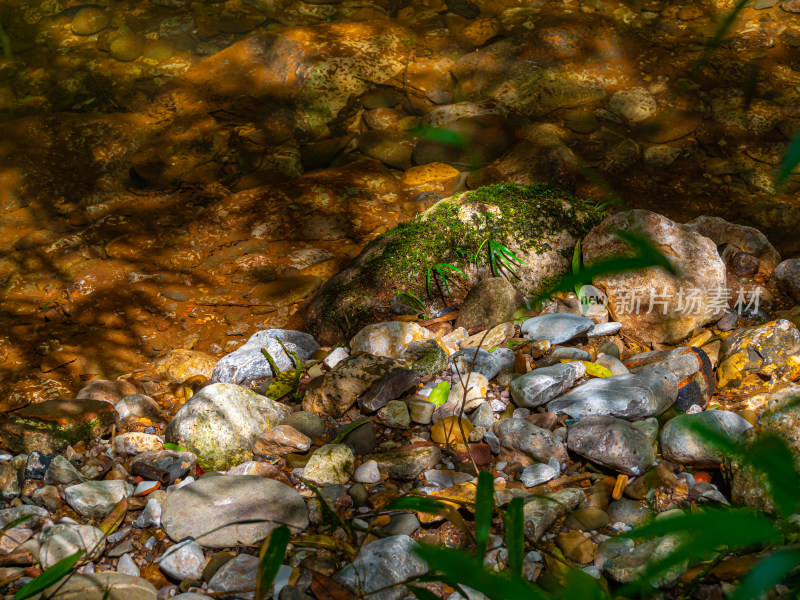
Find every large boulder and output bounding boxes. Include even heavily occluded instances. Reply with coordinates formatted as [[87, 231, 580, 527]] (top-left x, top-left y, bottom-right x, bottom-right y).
[[298, 184, 605, 344], [583, 210, 727, 344], [165, 383, 293, 471], [660, 410, 752, 468], [567, 415, 655, 476]]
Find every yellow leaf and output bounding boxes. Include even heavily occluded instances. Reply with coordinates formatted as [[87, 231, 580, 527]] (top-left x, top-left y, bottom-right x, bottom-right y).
[[560, 359, 612, 378], [292, 535, 356, 560], [99, 498, 127, 536]]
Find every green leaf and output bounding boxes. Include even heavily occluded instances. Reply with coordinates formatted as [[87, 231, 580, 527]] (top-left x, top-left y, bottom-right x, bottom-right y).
[[728, 548, 800, 600], [426, 382, 450, 407], [412, 544, 548, 600], [474, 471, 494, 563], [775, 132, 800, 190], [15, 550, 83, 600], [2, 514, 33, 532], [163, 443, 186, 451], [409, 127, 469, 148], [256, 526, 291, 600], [504, 497, 524, 580], [396, 290, 427, 314]]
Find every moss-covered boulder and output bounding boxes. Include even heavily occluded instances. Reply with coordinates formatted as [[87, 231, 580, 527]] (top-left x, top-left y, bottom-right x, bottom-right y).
[[0, 400, 116, 454], [296, 184, 604, 345]]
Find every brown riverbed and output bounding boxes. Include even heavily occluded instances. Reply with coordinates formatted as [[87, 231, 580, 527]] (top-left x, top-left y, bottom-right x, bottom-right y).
[[0, 0, 799, 404]]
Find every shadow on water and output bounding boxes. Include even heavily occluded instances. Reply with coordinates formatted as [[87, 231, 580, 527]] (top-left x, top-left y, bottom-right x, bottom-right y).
[[0, 0, 796, 402]]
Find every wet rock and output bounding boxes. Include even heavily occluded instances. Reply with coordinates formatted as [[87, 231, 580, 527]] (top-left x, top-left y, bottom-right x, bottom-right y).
[[523, 487, 585, 542], [454, 15, 624, 117], [113, 432, 164, 455], [490, 418, 567, 466], [115, 395, 163, 426], [358, 131, 415, 170], [38, 523, 105, 569], [521, 314, 594, 344], [557, 530, 596, 564], [510, 362, 586, 408], [211, 330, 318, 387], [77, 380, 138, 405], [165, 383, 293, 471], [583, 210, 726, 345], [336, 420, 376, 455], [282, 411, 326, 439], [208, 554, 259, 599], [65, 480, 133, 519], [717, 320, 800, 392], [401, 339, 448, 377], [110, 34, 145, 61], [413, 115, 513, 168], [757, 388, 800, 455], [400, 163, 463, 199], [520, 463, 558, 487], [625, 347, 714, 411], [364, 446, 442, 479], [44, 455, 84, 485], [158, 540, 205, 581], [161, 475, 308, 548], [302, 444, 354, 485], [773, 259, 800, 302], [455, 277, 520, 330], [548, 368, 677, 419], [336, 535, 428, 600], [302, 354, 404, 417], [660, 410, 752, 468], [351, 322, 436, 359], [71, 8, 109, 35], [1, 399, 116, 455], [254, 426, 312, 457], [154, 349, 218, 383], [36, 573, 156, 600], [609, 88, 658, 124], [567, 416, 655, 476]]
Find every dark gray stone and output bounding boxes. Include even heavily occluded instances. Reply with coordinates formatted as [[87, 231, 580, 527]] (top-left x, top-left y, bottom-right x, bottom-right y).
[[455, 277, 520, 330], [660, 410, 752, 468], [567, 416, 655, 476], [358, 369, 420, 412], [490, 418, 567, 466], [510, 362, 585, 408]]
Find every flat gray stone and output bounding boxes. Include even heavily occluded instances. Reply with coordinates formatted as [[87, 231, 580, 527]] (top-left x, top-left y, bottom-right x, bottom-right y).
[[64, 480, 133, 519], [158, 539, 205, 581], [490, 418, 567, 466], [449, 348, 502, 380], [38, 523, 105, 569], [208, 554, 259, 600], [521, 314, 594, 344], [161, 475, 308, 548], [37, 573, 156, 600], [548, 368, 677, 419]]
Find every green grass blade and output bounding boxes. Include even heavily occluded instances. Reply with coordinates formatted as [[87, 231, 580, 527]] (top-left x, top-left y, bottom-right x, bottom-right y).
[[386, 496, 452, 514], [775, 132, 800, 190], [330, 419, 372, 444], [256, 526, 291, 600], [728, 548, 800, 600], [15, 550, 83, 600], [474, 471, 494, 563], [2, 515, 33, 532], [493, 241, 524, 265], [163, 443, 186, 451], [435, 266, 451, 295], [426, 268, 433, 298], [504, 497, 524, 580], [437, 263, 467, 277], [408, 585, 442, 600]]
